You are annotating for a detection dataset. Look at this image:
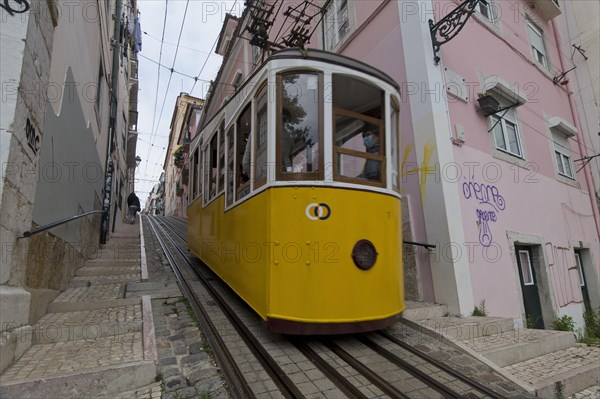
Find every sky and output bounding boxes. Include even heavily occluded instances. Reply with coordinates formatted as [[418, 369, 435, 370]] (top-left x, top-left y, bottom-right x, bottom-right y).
[[134, 0, 244, 207]]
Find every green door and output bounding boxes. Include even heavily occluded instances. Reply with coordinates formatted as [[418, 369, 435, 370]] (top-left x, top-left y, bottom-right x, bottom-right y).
[[516, 246, 544, 329]]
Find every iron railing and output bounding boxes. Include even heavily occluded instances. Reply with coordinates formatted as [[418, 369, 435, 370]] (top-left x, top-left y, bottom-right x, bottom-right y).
[[21, 210, 106, 238]]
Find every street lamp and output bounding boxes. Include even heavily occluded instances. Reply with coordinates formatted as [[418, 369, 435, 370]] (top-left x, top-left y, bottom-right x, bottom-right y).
[[135, 155, 142, 168]]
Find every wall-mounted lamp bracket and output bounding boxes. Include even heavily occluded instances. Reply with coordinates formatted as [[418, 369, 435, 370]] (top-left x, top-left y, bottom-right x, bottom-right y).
[[429, 0, 481, 64]]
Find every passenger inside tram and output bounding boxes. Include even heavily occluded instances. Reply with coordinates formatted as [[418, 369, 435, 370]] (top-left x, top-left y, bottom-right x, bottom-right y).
[[360, 128, 381, 180]]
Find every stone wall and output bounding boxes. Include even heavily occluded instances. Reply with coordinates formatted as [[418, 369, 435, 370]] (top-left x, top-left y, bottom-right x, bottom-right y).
[[402, 199, 422, 301]]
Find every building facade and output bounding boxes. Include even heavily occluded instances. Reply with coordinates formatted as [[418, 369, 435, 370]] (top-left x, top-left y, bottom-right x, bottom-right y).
[[198, 0, 599, 331], [163, 93, 204, 217], [0, 0, 141, 372]]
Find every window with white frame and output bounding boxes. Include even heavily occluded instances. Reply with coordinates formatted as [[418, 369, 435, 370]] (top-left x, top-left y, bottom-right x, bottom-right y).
[[491, 108, 523, 158], [527, 21, 548, 68], [477, 0, 497, 22], [324, 0, 352, 51], [552, 131, 574, 179]]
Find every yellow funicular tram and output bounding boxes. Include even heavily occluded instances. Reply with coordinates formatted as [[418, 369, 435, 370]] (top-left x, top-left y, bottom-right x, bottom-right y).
[[188, 48, 404, 334]]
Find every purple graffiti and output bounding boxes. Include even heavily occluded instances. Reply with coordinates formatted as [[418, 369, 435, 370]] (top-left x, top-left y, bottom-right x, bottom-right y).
[[476, 209, 497, 247], [462, 180, 506, 212]]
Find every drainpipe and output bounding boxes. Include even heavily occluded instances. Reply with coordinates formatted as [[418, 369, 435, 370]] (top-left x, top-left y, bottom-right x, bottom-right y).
[[100, 0, 123, 244], [551, 19, 600, 240]]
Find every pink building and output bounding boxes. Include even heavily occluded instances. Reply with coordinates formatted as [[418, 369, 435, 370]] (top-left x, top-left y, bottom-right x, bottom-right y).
[[202, 0, 599, 330]]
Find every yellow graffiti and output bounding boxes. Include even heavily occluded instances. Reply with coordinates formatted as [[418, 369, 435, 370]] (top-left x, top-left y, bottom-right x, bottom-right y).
[[400, 142, 436, 200]]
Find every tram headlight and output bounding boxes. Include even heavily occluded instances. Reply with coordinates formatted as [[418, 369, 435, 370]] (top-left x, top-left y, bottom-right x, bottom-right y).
[[352, 240, 378, 270]]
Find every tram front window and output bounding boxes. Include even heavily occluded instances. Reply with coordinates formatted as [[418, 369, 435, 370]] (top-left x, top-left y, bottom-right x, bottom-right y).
[[278, 72, 323, 181], [333, 74, 385, 187]]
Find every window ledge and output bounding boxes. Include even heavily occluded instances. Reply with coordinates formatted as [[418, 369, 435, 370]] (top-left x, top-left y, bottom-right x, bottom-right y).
[[556, 173, 579, 188], [493, 148, 528, 167], [481, 76, 528, 107], [549, 116, 577, 137]]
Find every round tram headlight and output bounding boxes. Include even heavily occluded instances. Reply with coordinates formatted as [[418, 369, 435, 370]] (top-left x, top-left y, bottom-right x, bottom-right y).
[[352, 240, 378, 270]]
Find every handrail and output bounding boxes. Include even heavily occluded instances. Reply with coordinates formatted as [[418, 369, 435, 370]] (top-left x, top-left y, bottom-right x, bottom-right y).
[[21, 210, 106, 238], [403, 240, 437, 249]]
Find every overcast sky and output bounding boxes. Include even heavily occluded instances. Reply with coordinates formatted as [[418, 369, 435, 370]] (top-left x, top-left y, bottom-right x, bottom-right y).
[[135, 0, 243, 206]]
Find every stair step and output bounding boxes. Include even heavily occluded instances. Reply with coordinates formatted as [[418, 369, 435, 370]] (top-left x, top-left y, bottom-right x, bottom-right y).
[[32, 305, 143, 344], [403, 301, 447, 321], [76, 266, 139, 277], [0, 333, 155, 399], [504, 345, 600, 397], [46, 284, 138, 313], [417, 316, 515, 340], [70, 275, 140, 287], [84, 259, 140, 267], [460, 328, 576, 367]]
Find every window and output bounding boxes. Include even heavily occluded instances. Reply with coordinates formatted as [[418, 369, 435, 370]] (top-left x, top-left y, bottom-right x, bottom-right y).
[[191, 148, 199, 199], [575, 252, 585, 287], [390, 97, 400, 192], [552, 131, 574, 179], [209, 133, 218, 199], [252, 45, 262, 67], [96, 64, 104, 111], [226, 126, 235, 206], [255, 84, 268, 188], [324, 0, 351, 51], [236, 105, 252, 199], [519, 250, 534, 285], [218, 121, 225, 192], [476, 0, 497, 22], [527, 21, 548, 68], [332, 74, 385, 187], [277, 72, 323, 181], [491, 108, 523, 158]]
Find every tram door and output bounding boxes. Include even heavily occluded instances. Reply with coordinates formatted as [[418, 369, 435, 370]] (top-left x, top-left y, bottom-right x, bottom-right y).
[[515, 246, 544, 329], [575, 250, 591, 313]]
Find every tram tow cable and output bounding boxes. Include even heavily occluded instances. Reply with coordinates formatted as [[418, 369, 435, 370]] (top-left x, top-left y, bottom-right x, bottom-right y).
[[150, 216, 305, 399]]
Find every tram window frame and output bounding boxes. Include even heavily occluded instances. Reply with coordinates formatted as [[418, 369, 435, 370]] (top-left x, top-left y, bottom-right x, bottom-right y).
[[209, 132, 218, 200], [254, 82, 269, 189], [390, 96, 400, 192], [236, 104, 252, 200], [276, 71, 324, 182], [202, 145, 210, 206], [218, 120, 225, 193], [191, 147, 199, 200], [226, 125, 235, 206], [331, 74, 386, 188]]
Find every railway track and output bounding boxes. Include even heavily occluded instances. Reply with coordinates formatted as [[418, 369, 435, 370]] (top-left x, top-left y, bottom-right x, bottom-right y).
[[146, 215, 516, 399]]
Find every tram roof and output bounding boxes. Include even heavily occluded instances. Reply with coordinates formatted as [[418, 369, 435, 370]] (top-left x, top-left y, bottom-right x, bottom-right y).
[[270, 48, 400, 91]]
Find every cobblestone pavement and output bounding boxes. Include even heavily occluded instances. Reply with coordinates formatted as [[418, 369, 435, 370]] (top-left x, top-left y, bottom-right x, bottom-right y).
[[572, 385, 600, 398], [113, 218, 230, 399], [503, 345, 600, 386]]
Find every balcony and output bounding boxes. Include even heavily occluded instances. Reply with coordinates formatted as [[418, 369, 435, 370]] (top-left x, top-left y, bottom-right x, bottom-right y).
[[529, 0, 561, 21]]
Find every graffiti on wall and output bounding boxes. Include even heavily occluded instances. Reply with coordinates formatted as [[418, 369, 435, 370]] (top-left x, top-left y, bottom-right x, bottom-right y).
[[462, 178, 506, 247], [0, 0, 29, 16], [400, 142, 436, 200]]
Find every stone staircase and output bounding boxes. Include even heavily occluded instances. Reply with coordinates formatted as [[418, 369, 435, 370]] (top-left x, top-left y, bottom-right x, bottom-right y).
[[404, 301, 600, 398], [0, 226, 158, 398]]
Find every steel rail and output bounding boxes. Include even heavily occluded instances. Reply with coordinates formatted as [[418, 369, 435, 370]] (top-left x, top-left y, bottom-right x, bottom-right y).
[[150, 216, 305, 399], [357, 335, 465, 399], [146, 217, 255, 399], [288, 338, 369, 399], [379, 327, 505, 399], [322, 340, 411, 399]]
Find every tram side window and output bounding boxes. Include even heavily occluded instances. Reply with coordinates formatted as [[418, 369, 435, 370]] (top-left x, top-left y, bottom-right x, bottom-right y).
[[218, 120, 225, 193], [202, 146, 210, 205], [332, 74, 385, 187], [255, 85, 268, 188], [226, 126, 235, 206], [236, 105, 252, 200], [390, 97, 400, 192], [277, 72, 323, 181], [191, 148, 199, 199], [209, 133, 218, 200]]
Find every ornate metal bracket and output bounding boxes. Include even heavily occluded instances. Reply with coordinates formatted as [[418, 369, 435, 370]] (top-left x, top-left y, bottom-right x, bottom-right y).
[[429, 0, 481, 64]]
